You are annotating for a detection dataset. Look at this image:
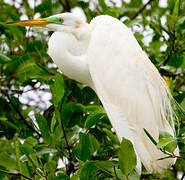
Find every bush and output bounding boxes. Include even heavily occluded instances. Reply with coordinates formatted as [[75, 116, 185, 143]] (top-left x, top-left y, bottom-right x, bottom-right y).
[[0, 0, 184, 179]]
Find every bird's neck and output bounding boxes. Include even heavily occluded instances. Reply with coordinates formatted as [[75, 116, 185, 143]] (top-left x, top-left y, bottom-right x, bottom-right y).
[[48, 24, 94, 88], [72, 22, 91, 40]]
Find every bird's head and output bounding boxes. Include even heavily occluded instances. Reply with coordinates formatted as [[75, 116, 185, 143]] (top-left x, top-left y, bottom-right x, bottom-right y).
[[7, 13, 85, 32]]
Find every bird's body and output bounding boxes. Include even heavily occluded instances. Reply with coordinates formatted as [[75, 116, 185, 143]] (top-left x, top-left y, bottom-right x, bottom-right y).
[[8, 13, 179, 173]]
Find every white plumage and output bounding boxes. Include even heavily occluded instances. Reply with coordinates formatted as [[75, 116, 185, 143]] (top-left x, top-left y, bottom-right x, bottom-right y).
[[47, 13, 179, 173], [10, 13, 178, 173], [87, 16, 179, 173]]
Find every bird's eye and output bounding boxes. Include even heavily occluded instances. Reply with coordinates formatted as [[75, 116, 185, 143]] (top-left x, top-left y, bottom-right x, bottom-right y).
[[59, 18, 63, 23]]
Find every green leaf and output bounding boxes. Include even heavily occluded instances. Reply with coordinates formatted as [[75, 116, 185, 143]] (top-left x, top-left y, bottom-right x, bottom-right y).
[[73, 133, 100, 161], [21, 137, 37, 156], [0, 53, 11, 63], [60, 103, 84, 128], [73, 133, 91, 161], [143, 128, 157, 145], [50, 113, 56, 133], [172, 0, 179, 17], [0, 117, 8, 121], [71, 173, 80, 180], [56, 173, 70, 180], [35, 0, 52, 13], [118, 138, 137, 176], [89, 134, 100, 154], [50, 73, 65, 107], [14, 140, 23, 178], [25, 137, 38, 146], [85, 112, 105, 129], [167, 53, 183, 68], [21, 162, 32, 178], [157, 131, 177, 153], [0, 153, 17, 169], [35, 114, 50, 142], [29, 153, 40, 168], [80, 161, 100, 180], [55, 173, 69, 180], [98, 0, 107, 11], [21, 143, 34, 155], [44, 160, 57, 174], [16, 62, 51, 82], [103, 128, 120, 145], [85, 105, 104, 112], [80, 161, 116, 180]]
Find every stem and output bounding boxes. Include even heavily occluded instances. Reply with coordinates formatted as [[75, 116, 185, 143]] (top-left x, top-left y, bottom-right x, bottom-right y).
[[61, 119, 72, 161], [56, 108, 72, 161], [160, 149, 184, 159], [181, 173, 185, 180], [126, 175, 129, 180], [14, 140, 23, 180], [163, 32, 176, 66], [65, 0, 71, 12], [1, 91, 41, 137], [113, 166, 121, 180], [56, 108, 74, 175], [0, 169, 33, 180], [131, 0, 154, 20], [58, 0, 71, 12]]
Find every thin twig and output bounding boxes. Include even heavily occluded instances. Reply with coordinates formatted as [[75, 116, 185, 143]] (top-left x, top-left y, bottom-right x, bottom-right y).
[[56, 108, 72, 161], [181, 173, 185, 180], [58, 0, 71, 12], [163, 32, 176, 66], [131, 0, 154, 20], [1, 91, 41, 137], [56, 108, 74, 175], [61, 122, 72, 161], [126, 175, 129, 180], [113, 166, 121, 180], [0, 169, 33, 180], [65, 0, 71, 12], [160, 149, 184, 159]]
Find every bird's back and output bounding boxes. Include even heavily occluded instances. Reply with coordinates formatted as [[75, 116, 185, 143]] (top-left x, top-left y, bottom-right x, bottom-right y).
[[87, 15, 179, 173]]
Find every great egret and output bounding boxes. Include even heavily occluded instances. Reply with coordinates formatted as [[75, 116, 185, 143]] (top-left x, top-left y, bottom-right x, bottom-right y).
[[7, 13, 179, 173]]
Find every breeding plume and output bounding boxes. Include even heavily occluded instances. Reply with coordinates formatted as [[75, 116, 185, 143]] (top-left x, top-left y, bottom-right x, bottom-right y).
[[7, 13, 179, 173]]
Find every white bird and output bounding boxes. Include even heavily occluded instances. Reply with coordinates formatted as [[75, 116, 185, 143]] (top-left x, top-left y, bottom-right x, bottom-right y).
[[7, 13, 179, 173]]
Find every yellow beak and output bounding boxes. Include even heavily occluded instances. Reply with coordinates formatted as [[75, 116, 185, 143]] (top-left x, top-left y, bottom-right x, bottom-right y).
[[6, 19, 50, 27]]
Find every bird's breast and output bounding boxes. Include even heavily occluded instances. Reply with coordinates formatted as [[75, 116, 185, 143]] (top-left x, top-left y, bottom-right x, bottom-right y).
[[48, 31, 93, 87]]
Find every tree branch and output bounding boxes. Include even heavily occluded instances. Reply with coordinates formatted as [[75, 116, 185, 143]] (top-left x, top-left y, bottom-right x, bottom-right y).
[[60, 118, 75, 175], [61, 121, 72, 161], [56, 108, 74, 175], [113, 166, 121, 180], [1, 91, 41, 137], [160, 149, 184, 159], [162, 32, 176, 66], [58, 0, 71, 12], [181, 173, 185, 180], [131, 0, 154, 20], [65, 0, 71, 12], [0, 169, 33, 180]]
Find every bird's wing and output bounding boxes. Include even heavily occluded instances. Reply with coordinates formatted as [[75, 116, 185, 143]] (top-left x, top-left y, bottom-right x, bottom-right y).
[[87, 15, 178, 173]]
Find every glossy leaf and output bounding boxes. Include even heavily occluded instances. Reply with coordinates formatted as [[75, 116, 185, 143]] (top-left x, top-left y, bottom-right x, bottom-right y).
[[103, 128, 120, 145], [0, 53, 11, 63], [118, 138, 137, 176], [50, 73, 65, 107], [0, 153, 17, 169], [35, 114, 50, 142], [85, 112, 105, 129], [157, 131, 178, 153]]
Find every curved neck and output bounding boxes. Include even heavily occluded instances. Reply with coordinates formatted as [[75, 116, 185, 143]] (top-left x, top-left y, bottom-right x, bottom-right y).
[[48, 27, 94, 88]]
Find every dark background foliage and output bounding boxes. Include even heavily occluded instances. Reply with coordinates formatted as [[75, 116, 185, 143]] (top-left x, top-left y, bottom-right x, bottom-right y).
[[0, 0, 184, 179]]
